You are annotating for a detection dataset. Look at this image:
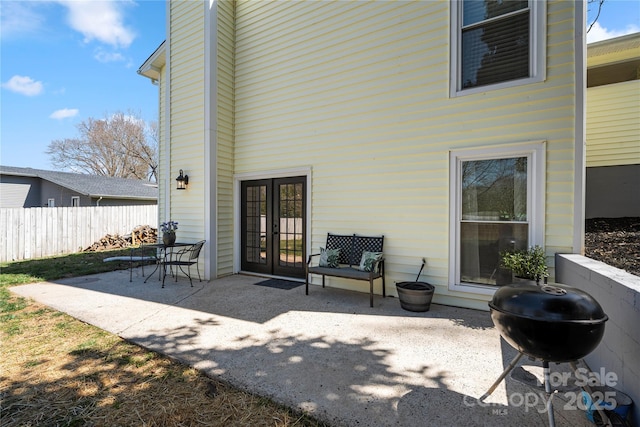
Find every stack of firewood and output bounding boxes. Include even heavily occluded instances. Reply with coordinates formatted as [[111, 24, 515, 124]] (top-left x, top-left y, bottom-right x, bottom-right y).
[[83, 225, 158, 252], [131, 225, 158, 245]]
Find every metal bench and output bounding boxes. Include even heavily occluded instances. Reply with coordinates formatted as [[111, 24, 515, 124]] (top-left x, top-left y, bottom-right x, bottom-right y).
[[306, 233, 385, 307]]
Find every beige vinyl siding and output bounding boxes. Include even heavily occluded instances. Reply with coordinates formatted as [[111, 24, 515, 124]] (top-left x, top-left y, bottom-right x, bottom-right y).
[[233, 1, 579, 309], [166, 1, 235, 277], [168, 1, 206, 244], [216, 0, 235, 276], [587, 80, 640, 167]]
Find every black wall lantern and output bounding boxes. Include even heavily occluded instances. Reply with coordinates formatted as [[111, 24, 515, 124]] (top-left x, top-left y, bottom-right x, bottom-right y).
[[176, 169, 189, 190]]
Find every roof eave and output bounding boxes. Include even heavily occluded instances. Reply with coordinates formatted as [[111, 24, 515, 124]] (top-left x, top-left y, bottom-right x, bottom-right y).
[[137, 40, 166, 82], [587, 32, 640, 64]]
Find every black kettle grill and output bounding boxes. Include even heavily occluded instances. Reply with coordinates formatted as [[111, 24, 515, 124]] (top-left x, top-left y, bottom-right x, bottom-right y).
[[481, 282, 609, 427]]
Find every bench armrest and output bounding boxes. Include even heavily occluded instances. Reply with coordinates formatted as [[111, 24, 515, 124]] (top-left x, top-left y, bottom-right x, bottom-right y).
[[307, 253, 321, 266]]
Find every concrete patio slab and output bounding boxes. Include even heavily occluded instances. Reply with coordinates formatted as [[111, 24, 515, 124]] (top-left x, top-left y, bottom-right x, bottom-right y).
[[11, 269, 595, 427]]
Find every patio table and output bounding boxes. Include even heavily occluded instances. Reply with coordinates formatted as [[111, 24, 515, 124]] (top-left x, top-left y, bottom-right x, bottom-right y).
[[138, 242, 194, 284]]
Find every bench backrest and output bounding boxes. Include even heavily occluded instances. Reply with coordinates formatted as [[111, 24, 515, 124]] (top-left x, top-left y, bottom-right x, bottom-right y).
[[325, 233, 384, 267]]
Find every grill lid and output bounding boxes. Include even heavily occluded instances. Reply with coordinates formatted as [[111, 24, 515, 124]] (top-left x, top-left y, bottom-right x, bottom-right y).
[[489, 282, 607, 323]]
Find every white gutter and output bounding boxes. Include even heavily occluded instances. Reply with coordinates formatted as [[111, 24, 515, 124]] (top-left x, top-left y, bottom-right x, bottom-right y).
[[164, 1, 171, 230], [204, 0, 218, 280]]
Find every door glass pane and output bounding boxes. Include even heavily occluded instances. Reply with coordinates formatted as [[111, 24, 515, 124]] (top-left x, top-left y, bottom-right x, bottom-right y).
[[245, 185, 267, 265], [278, 183, 304, 268], [460, 157, 528, 286]]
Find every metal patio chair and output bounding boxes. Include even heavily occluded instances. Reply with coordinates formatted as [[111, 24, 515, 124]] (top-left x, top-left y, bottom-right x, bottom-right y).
[[162, 240, 206, 287]]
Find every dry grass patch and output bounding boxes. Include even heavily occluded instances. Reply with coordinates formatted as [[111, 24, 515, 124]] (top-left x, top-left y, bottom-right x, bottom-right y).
[[1, 299, 327, 427]]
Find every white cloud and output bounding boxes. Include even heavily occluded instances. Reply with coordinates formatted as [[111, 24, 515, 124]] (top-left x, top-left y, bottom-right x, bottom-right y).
[[50, 108, 79, 120], [587, 21, 640, 43], [0, 2, 44, 39], [57, 0, 136, 48], [94, 49, 126, 63], [2, 75, 44, 96]]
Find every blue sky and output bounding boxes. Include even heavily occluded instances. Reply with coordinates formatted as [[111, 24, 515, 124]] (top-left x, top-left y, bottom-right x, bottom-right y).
[[1, 1, 639, 172], [1, 0, 165, 171], [586, 0, 640, 43]]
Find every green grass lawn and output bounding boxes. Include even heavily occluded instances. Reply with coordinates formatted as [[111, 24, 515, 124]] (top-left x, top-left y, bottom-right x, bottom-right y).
[[0, 249, 132, 288]]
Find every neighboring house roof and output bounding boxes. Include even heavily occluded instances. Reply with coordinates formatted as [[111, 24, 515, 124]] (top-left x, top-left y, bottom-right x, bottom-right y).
[[587, 32, 640, 87], [0, 165, 158, 200]]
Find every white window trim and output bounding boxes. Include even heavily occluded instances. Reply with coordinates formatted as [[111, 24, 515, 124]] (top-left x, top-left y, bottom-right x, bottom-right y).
[[449, 0, 546, 97], [448, 142, 546, 295], [71, 196, 80, 207], [47, 198, 55, 207]]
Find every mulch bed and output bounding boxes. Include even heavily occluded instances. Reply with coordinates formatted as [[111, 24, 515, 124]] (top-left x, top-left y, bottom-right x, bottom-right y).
[[585, 217, 640, 277]]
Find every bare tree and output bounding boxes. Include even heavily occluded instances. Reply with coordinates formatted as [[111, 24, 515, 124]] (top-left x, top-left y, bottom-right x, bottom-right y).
[[587, 0, 606, 33], [47, 111, 158, 181], [142, 121, 159, 182]]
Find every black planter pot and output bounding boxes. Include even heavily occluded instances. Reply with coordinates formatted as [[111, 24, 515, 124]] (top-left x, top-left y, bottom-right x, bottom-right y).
[[162, 232, 176, 246], [396, 282, 434, 312]]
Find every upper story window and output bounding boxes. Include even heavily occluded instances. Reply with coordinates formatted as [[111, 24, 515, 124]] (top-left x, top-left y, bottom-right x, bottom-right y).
[[450, 0, 546, 96], [71, 196, 80, 207]]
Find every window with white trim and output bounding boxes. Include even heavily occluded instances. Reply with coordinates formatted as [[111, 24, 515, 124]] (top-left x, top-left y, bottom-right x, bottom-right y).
[[450, 0, 545, 96], [47, 198, 55, 207], [449, 143, 545, 294], [71, 196, 80, 207]]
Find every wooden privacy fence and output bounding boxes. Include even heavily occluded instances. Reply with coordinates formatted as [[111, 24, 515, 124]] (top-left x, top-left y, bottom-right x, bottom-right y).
[[0, 205, 158, 262]]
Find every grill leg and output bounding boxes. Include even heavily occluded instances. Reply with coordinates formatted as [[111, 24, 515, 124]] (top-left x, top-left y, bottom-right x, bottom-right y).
[[480, 352, 523, 401], [543, 361, 556, 427]]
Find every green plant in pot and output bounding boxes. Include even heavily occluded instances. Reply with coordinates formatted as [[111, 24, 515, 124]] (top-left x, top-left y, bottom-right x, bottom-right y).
[[500, 245, 549, 285]]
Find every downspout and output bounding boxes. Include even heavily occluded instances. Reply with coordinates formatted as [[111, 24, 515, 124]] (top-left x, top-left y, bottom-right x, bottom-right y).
[[574, 1, 587, 254], [204, 0, 219, 280], [163, 1, 171, 228], [96, 196, 102, 206]]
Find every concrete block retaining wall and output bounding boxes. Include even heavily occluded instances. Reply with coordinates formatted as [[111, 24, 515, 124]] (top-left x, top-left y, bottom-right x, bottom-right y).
[[556, 254, 640, 426]]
